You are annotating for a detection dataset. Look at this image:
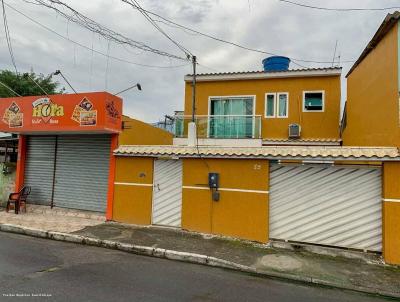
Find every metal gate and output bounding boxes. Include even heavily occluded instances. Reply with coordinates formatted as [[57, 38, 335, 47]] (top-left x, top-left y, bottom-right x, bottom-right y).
[[24, 135, 110, 212], [152, 159, 182, 227], [53, 135, 111, 212], [24, 136, 56, 205], [269, 164, 382, 252]]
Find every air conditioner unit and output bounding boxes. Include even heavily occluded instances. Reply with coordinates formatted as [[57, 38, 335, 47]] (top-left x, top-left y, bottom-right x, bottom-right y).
[[288, 124, 301, 138]]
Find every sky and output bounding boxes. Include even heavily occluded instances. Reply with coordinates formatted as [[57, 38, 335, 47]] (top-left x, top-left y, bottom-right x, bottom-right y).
[[0, 0, 398, 122]]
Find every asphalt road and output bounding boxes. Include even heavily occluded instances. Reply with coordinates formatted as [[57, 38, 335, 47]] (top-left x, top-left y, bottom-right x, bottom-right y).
[[0, 232, 394, 302]]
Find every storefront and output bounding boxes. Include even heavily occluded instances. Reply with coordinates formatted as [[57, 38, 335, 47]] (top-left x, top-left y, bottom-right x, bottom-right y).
[[0, 92, 122, 215]]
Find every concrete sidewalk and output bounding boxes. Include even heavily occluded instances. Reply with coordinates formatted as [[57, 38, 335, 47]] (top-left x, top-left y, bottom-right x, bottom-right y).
[[0, 207, 399, 298], [0, 205, 104, 232], [73, 223, 400, 298]]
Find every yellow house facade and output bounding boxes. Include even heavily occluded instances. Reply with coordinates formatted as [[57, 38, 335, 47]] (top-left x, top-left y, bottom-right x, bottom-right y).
[[341, 12, 400, 265], [180, 68, 342, 145], [112, 145, 399, 262], [111, 15, 400, 265]]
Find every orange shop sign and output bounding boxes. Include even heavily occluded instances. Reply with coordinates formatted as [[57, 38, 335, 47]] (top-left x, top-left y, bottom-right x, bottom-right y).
[[0, 92, 122, 133]]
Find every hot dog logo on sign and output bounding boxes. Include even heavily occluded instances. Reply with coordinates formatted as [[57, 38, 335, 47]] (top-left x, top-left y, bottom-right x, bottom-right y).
[[32, 98, 64, 124]]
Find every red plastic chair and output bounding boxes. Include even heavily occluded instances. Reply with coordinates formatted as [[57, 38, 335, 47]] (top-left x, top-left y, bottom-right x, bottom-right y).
[[6, 186, 31, 214]]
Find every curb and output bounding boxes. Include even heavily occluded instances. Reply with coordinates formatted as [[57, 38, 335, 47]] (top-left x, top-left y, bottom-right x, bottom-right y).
[[0, 223, 399, 299]]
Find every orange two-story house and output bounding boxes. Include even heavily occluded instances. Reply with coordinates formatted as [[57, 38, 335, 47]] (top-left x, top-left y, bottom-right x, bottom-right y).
[[112, 53, 400, 265], [341, 12, 400, 265], [175, 64, 341, 146]]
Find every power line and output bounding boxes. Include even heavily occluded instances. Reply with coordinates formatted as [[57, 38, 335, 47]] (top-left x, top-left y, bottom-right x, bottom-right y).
[[23, 0, 189, 62], [4, 2, 190, 69], [27, 73, 49, 95], [279, 0, 400, 11], [120, 0, 356, 64], [128, 0, 192, 58], [2, 1, 49, 95], [0, 79, 21, 96], [1, 0, 17, 73]]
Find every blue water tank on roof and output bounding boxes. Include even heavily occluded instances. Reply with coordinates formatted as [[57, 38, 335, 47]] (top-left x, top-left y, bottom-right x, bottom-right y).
[[262, 56, 291, 72]]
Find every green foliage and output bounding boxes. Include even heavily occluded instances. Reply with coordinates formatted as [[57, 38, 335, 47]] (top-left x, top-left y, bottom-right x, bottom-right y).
[[0, 70, 65, 98]]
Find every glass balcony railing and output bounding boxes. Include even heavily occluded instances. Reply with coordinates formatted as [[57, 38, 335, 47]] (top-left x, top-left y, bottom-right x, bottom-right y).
[[174, 115, 262, 139]]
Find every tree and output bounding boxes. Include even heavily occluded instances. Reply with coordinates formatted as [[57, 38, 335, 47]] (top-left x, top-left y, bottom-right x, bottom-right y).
[[0, 70, 65, 98]]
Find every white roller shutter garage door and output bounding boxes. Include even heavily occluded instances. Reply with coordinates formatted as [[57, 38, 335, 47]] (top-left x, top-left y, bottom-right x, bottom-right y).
[[152, 159, 182, 227], [269, 164, 382, 252]]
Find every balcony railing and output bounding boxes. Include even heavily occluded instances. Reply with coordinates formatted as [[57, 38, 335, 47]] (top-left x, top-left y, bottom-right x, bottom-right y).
[[174, 115, 262, 139]]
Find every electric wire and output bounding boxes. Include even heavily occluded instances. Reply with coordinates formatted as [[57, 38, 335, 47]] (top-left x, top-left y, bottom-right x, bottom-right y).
[[2, 0, 49, 95], [129, 0, 192, 58], [0, 79, 21, 96], [27, 74, 49, 95], [278, 0, 400, 12], [121, 0, 356, 64], [22, 0, 189, 62], [1, 0, 17, 73], [4, 2, 191, 69]]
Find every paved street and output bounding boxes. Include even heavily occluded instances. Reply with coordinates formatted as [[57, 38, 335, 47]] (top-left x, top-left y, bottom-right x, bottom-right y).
[[0, 232, 393, 302]]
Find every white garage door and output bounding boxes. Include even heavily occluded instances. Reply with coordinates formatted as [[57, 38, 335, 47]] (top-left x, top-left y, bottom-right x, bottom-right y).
[[269, 164, 382, 252], [152, 160, 182, 227]]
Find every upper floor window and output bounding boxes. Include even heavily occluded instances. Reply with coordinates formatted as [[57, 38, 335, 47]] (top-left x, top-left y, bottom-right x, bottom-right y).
[[265, 94, 275, 117], [209, 96, 255, 138], [303, 91, 324, 112], [210, 96, 254, 116], [265, 93, 288, 118]]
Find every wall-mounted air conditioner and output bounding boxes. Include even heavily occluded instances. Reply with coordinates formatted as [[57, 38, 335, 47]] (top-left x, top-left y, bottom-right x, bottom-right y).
[[288, 124, 301, 139]]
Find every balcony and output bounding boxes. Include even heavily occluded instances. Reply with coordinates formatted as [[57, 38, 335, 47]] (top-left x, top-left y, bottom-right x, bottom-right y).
[[174, 115, 262, 141]]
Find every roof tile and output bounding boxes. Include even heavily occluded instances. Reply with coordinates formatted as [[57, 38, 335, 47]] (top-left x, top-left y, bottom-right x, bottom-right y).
[[114, 145, 400, 160], [187, 67, 342, 77]]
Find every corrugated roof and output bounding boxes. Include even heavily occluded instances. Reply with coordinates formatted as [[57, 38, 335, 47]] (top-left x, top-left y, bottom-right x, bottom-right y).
[[186, 67, 342, 78], [114, 145, 400, 161], [346, 11, 400, 77]]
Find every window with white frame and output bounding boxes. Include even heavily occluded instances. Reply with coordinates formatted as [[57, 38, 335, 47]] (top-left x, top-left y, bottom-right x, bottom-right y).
[[265, 94, 275, 117], [265, 93, 288, 118], [303, 91, 324, 112]]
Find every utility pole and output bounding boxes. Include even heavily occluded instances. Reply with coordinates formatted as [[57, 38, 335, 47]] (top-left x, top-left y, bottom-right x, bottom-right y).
[[191, 55, 197, 122]]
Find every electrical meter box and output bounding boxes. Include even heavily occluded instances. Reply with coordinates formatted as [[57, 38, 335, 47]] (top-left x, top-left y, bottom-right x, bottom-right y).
[[208, 173, 219, 189]]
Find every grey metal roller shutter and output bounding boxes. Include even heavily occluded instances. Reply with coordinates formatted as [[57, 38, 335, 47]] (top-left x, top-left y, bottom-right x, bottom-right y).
[[52, 135, 111, 212], [269, 164, 382, 252], [24, 136, 56, 205]]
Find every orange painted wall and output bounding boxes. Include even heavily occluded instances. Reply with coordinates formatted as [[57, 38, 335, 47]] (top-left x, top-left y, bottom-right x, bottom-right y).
[[119, 115, 173, 145], [184, 75, 341, 140], [343, 24, 399, 146], [382, 162, 400, 265], [15, 135, 26, 192], [182, 158, 269, 243], [112, 157, 154, 225]]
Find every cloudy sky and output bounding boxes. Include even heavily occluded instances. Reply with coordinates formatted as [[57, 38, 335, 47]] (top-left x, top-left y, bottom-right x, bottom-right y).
[[0, 0, 398, 122]]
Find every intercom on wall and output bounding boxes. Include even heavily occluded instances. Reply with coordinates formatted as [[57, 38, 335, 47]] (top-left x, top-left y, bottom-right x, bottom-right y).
[[208, 173, 220, 202]]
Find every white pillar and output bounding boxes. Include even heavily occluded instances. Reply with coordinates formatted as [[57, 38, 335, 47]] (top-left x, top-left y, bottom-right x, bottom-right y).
[[187, 122, 197, 146]]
